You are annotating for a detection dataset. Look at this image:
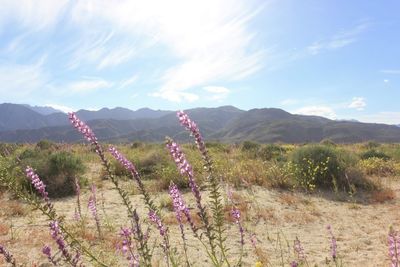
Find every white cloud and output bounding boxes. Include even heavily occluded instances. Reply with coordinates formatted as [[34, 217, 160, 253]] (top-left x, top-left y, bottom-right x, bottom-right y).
[[381, 69, 400, 74], [384, 79, 389, 83], [150, 91, 199, 103], [69, 0, 265, 102], [66, 78, 112, 93], [357, 112, 400, 125], [348, 97, 366, 111], [0, 59, 47, 100], [294, 106, 337, 119], [280, 98, 299, 106], [0, 0, 69, 31], [44, 104, 75, 113], [307, 22, 368, 55], [67, 32, 138, 70], [203, 86, 230, 101], [118, 74, 139, 89]]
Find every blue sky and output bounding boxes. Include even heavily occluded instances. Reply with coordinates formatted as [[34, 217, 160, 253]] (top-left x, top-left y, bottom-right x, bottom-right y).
[[0, 0, 399, 124]]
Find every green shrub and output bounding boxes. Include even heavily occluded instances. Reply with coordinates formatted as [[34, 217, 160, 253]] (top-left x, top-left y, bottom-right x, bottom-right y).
[[290, 145, 344, 191], [320, 139, 337, 147], [258, 144, 286, 161], [0, 143, 19, 157], [155, 165, 191, 191], [36, 139, 58, 151], [358, 158, 396, 176], [264, 161, 294, 189], [131, 141, 144, 149], [241, 141, 260, 152], [360, 149, 390, 160], [363, 141, 381, 150], [18, 148, 85, 198], [46, 151, 85, 197], [110, 159, 131, 178], [205, 142, 227, 152]]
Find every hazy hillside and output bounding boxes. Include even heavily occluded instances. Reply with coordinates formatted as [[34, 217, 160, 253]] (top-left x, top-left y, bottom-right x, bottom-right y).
[[23, 104, 63, 115], [1, 103, 400, 143], [0, 103, 173, 132]]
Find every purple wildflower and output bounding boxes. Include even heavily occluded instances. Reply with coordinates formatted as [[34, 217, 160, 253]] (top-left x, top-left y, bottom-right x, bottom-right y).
[[49, 221, 71, 261], [71, 251, 81, 267], [119, 227, 139, 267], [74, 178, 81, 221], [169, 183, 196, 233], [166, 140, 202, 209], [108, 146, 145, 190], [227, 187, 244, 246], [327, 225, 337, 260], [69, 112, 106, 165], [388, 228, 400, 267], [250, 233, 257, 249], [231, 207, 244, 246], [148, 210, 166, 237], [108, 145, 158, 213], [177, 110, 206, 157], [25, 166, 50, 203], [68, 112, 97, 144], [169, 182, 192, 264], [88, 184, 102, 238], [0, 244, 16, 265], [42, 245, 57, 265], [294, 237, 306, 261], [88, 185, 97, 218], [290, 261, 299, 267], [109, 146, 137, 174]]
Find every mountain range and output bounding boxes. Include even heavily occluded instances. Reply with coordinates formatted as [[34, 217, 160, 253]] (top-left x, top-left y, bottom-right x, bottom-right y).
[[0, 103, 399, 143]]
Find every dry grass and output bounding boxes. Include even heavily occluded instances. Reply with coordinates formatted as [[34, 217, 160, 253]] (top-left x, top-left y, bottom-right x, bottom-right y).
[[3, 201, 27, 217], [278, 192, 300, 205], [370, 188, 396, 203], [0, 222, 9, 235]]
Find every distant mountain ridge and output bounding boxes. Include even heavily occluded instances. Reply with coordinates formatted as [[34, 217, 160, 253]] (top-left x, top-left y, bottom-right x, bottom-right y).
[[0, 103, 400, 143], [0, 103, 173, 132], [23, 104, 63, 115]]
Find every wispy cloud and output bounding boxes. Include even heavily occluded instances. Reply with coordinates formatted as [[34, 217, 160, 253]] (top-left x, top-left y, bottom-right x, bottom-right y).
[[348, 97, 366, 111], [0, 0, 69, 31], [1, 0, 266, 104], [357, 112, 400, 125], [307, 21, 369, 55], [70, 0, 265, 102], [67, 32, 138, 70], [44, 104, 75, 113], [203, 86, 230, 101], [118, 74, 139, 89], [66, 78, 112, 94], [294, 106, 337, 119], [280, 98, 299, 106], [381, 69, 400, 74], [0, 59, 48, 100]]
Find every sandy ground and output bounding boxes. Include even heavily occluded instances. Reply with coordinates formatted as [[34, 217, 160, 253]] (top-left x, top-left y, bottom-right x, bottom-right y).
[[1, 167, 399, 266]]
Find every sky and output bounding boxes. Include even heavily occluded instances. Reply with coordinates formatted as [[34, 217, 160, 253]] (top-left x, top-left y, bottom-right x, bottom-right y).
[[0, 0, 399, 124]]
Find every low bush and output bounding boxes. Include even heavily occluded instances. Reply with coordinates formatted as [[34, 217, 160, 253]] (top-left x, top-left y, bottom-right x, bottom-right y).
[[264, 161, 295, 189], [290, 145, 345, 191], [258, 144, 287, 161], [360, 149, 391, 160], [320, 138, 337, 147], [358, 158, 396, 176], [241, 140, 261, 153], [36, 139, 59, 151], [18, 146, 85, 198], [363, 141, 381, 150]]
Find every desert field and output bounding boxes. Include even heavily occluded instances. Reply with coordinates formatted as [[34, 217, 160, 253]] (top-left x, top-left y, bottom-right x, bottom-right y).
[[1, 139, 400, 267]]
